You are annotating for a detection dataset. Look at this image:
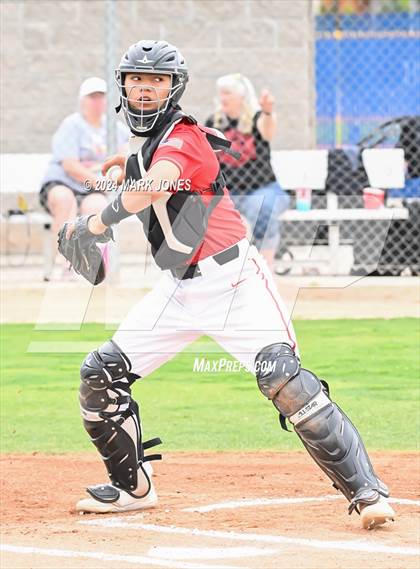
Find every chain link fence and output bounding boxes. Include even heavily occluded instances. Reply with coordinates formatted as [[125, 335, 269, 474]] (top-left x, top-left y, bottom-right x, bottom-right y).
[[276, 0, 420, 276], [2, 0, 419, 277]]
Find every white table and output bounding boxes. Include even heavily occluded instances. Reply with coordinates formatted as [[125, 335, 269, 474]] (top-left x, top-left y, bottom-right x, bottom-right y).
[[1, 205, 410, 278], [281, 206, 409, 274], [0, 151, 410, 278]]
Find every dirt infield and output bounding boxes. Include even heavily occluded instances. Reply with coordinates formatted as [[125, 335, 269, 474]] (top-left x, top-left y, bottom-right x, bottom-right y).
[[1, 452, 419, 568]]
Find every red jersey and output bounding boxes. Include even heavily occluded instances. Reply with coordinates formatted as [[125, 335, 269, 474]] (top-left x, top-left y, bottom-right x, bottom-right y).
[[150, 120, 246, 264]]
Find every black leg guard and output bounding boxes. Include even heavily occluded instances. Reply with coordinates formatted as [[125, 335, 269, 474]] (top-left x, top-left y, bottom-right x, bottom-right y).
[[80, 340, 162, 499], [255, 343, 389, 514]]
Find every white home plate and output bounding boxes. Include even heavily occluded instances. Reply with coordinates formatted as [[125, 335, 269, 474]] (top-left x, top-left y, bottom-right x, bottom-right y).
[[148, 545, 278, 560]]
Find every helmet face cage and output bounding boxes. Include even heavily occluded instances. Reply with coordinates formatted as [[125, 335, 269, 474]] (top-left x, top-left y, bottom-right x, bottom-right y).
[[115, 69, 186, 135]]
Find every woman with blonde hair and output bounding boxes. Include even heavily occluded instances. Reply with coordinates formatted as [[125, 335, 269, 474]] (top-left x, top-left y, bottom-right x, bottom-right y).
[[206, 73, 289, 268]]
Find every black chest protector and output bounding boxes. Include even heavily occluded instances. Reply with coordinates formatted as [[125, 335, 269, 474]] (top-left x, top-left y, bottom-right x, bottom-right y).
[[125, 110, 238, 270]]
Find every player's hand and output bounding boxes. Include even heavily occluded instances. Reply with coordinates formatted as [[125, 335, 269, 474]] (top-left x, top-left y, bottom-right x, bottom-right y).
[[259, 89, 275, 114], [64, 219, 76, 240], [58, 216, 113, 285], [102, 154, 126, 185], [64, 215, 107, 239]]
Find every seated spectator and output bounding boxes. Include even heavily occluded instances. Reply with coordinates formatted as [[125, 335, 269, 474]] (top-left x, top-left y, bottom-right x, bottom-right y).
[[39, 77, 128, 278], [206, 73, 290, 269]]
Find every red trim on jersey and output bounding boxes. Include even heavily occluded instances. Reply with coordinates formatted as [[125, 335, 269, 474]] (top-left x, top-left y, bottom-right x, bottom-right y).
[[251, 257, 296, 350]]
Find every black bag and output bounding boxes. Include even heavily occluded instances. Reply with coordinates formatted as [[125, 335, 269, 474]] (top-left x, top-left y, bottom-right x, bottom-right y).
[[325, 149, 368, 198], [352, 200, 420, 275], [376, 200, 420, 274], [397, 117, 420, 179]]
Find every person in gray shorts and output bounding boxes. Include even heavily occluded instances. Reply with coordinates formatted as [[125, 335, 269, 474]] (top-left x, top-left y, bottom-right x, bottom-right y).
[[40, 77, 128, 272]]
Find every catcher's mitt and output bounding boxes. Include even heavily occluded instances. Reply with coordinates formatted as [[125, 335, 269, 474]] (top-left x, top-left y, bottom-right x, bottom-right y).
[[58, 215, 113, 285]]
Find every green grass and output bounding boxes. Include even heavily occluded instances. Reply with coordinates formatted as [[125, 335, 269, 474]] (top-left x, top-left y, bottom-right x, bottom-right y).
[[1, 319, 419, 453]]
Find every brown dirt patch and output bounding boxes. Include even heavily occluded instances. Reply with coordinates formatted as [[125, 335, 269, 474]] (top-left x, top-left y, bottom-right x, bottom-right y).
[[1, 452, 419, 568]]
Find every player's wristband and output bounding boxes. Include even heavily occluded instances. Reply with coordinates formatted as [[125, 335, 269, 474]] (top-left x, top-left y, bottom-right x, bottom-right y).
[[101, 194, 132, 226]]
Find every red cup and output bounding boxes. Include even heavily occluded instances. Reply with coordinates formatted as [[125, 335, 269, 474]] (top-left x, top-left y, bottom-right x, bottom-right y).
[[363, 187, 385, 209]]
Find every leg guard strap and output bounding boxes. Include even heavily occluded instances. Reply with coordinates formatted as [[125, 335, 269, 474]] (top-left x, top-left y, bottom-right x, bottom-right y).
[[255, 343, 389, 513]]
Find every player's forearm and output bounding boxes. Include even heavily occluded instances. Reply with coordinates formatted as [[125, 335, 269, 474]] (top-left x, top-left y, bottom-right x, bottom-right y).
[[120, 188, 162, 213], [117, 159, 179, 213], [88, 190, 164, 236], [89, 160, 181, 235], [120, 162, 177, 211], [257, 112, 277, 141]]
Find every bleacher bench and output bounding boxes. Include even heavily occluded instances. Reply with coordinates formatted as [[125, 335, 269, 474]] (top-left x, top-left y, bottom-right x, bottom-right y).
[[0, 150, 409, 278]]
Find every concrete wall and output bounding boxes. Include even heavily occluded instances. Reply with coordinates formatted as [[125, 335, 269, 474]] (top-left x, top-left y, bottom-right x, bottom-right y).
[[1, 0, 315, 153]]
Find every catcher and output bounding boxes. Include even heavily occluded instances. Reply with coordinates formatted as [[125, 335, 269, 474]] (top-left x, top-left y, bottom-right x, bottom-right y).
[[59, 40, 395, 530]]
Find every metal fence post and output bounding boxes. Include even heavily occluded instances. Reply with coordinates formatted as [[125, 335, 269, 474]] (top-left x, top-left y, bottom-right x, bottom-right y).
[[104, 0, 120, 283]]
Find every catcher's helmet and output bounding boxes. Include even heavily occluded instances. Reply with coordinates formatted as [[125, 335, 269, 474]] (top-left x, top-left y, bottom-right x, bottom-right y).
[[115, 40, 189, 136]]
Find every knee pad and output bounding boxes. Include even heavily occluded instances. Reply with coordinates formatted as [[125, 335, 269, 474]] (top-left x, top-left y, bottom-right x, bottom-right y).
[[79, 340, 161, 496], [255, 343, 300, 399], [80, 339, 137, 418], [255, 342, 331, 428]]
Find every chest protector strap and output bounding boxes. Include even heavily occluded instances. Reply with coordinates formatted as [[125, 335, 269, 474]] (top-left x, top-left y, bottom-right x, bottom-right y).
[[125, 108, 238, 270]]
